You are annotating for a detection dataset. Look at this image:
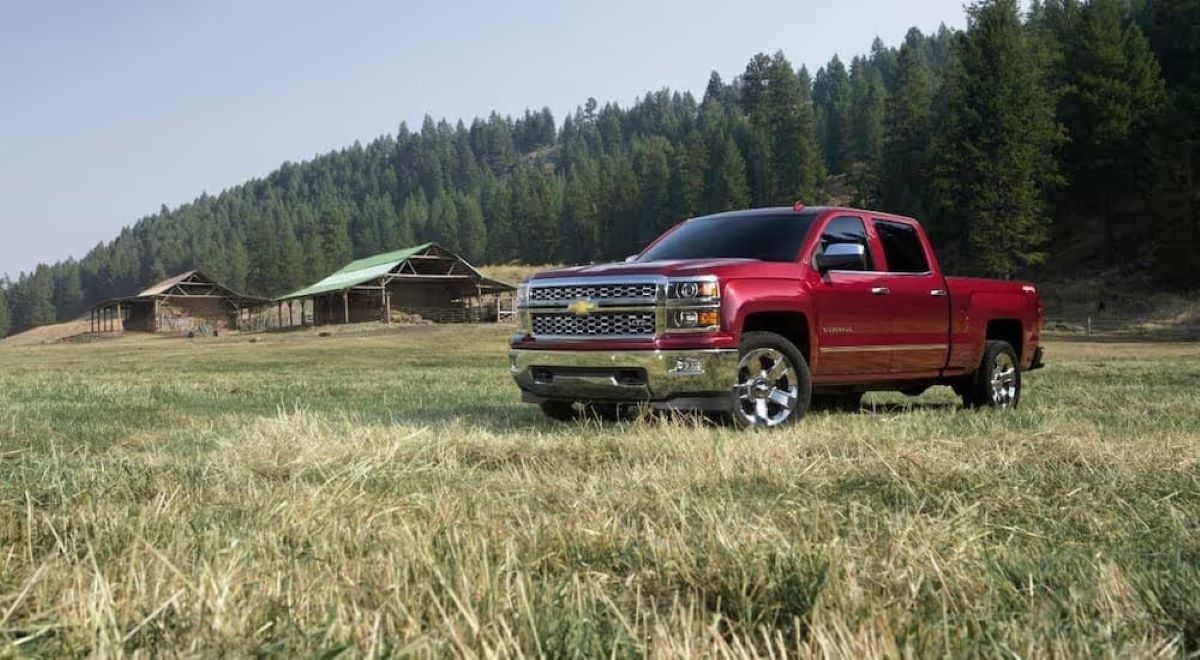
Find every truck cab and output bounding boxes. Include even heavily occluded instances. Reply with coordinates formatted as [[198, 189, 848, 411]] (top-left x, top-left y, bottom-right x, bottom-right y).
[[510, 205, 1044, 427]]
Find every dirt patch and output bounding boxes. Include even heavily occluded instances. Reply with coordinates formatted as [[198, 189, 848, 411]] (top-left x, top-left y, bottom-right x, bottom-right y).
[[0, 318, 92, 346]]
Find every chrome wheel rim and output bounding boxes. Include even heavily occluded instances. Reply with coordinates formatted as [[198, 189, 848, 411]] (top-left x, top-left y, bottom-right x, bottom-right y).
[[735, 348, 798, 427], [990, 352, 1018, 408]]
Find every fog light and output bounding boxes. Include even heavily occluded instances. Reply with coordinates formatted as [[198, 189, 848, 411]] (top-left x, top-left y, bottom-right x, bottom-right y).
[[669, 356, 705, 376], [674, 310, 700, 327], [509, 355, 519, 373]]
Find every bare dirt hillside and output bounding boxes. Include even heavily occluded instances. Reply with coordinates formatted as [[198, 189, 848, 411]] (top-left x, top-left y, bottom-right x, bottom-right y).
[[479, 263, 561, 284], [0, 318, 93, 346]]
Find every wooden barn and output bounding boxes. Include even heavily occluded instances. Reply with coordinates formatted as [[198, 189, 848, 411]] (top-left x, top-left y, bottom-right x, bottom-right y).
[[90, 271, 270, 334], [276, 243, 515, 326]]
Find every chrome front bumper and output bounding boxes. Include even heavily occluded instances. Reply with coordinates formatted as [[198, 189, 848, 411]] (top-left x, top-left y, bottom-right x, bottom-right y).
[[510, 348, 738, 410]]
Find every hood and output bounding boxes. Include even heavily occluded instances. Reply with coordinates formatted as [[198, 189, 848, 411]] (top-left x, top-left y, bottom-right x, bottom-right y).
[[528, 258, 760, 280]]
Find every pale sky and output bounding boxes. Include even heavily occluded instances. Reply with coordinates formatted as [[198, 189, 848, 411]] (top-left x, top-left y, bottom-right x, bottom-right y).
[[0, 0, 968, 279]]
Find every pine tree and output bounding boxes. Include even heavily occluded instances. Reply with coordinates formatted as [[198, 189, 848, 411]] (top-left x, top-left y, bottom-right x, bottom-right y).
[[428, 191, 460, 251], [669, 130, 707, 220], [706, 133, 751, 213], [398, 192, 430, 244], [631, 137, 673, 246], [481, 175, 517, 263], [244, 216, 280, 295], [52, 261, 84, 321], [0, 287, 11, 338], [318, 196, 353, 268], [1141, 0, 1200, 285], [456, 193, 488, 263], [1048, 0, 1166, 257], [849, 59, 887, 165], [813, 55, 853, 172], [351, 199, 382, 256], [15, 266, 56, 331], [561, 160, 603, 263], [766, 52, 822, 203], [931, 0, 1065, 277], [880, 42, 934, 219], [278, 221, 305, 292]]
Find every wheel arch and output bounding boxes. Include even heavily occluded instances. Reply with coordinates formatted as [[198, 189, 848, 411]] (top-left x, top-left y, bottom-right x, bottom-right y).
[[985, 318, 1024, 362], [739, 310, 813, 366]]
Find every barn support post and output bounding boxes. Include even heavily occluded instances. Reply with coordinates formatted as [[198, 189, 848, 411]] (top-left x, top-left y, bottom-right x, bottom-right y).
[[288, 301, 294, 328], [277, 302, 283, 329], [343, 290, 349, 324], [115, 303, 122, 333], [380, 278, 389, 324]]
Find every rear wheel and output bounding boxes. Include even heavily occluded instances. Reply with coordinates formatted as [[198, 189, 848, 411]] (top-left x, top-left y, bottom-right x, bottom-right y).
[[962, 340, 1021, 409], [731, 332, 811, 429]]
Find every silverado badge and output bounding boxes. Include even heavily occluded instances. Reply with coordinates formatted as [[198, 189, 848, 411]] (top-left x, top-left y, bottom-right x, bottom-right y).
[[567, 299, 598, 315]]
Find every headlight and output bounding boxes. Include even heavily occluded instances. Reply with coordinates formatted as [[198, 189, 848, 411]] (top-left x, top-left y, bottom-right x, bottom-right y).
[[668, 278, 719, 301], [666, 277, 720, 332], [516, 282, 531, 307], [669, 309, 721, 329]]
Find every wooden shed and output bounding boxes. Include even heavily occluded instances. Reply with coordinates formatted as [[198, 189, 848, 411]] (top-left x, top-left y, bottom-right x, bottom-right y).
[[90, 271, 270, 334], [276, 243, 515, 326]]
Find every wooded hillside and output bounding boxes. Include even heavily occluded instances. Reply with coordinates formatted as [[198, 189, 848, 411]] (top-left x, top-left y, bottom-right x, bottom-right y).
[[2, 0, 1197, 337]]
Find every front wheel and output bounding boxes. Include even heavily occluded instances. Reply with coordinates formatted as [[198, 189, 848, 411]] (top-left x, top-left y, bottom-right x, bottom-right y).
[[731, 332, 812, 429], [961, 340, 1021, 409]]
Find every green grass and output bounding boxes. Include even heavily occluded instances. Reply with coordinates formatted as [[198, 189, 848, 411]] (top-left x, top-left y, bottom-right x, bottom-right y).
[[0, 326, 1198, 656]]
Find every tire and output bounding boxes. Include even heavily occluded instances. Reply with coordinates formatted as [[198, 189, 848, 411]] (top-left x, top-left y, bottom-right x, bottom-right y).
[[730, 332, 812, 429], [811, 391, 863, 413], [539, 400, 578, 422], [961, 340, 1021, 409]]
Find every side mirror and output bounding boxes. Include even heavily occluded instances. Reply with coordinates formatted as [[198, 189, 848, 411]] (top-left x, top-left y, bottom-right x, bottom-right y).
[[815, 243, 867, 273], [624, 255, 639, 263]]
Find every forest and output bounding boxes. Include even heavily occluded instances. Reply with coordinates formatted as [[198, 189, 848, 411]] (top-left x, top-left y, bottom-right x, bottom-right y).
[[1, 0, 1197, 338]]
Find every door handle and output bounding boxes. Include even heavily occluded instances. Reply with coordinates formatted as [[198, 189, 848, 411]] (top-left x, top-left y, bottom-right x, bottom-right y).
[[930, 289, 947, 297], [871, 287, 891, 295]]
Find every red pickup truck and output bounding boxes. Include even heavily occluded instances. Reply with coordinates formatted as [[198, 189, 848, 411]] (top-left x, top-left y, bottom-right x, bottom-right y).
[[510, 204, 1044, 428]]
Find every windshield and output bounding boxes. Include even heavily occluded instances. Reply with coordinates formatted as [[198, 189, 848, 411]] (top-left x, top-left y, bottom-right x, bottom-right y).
[[638, 211, 818, 262]]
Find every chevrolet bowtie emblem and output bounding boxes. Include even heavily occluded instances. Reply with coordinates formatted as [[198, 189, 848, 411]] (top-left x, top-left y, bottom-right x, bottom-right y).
[[567, 299, 598, 315]]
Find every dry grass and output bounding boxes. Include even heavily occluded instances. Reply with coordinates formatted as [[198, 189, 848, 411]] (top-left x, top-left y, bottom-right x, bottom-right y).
[[0, 318, 92, 347], [478, 264, 562, 285], [0, 327, 1198, 656]]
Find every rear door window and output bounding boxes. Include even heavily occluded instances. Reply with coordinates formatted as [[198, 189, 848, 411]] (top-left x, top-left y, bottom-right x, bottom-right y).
[[874, 220, 929, 273]]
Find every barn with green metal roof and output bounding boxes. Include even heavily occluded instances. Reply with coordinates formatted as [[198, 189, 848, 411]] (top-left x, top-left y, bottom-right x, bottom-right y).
[[275, 243, 515, 326]]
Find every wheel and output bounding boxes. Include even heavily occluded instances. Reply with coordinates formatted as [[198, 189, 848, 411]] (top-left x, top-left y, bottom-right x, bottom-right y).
[[811, 391, 863, 412], [962, 340, 1021, 409], [731, 332, 812, 428], [539, 400, 578, 422]]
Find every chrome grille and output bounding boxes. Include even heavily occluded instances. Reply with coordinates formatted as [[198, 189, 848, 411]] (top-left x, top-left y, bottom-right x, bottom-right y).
[[529, 283, 657, 303], [532, 312, 656, 338]]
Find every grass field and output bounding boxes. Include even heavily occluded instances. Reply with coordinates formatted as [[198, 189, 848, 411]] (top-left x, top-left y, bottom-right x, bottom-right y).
[[0, 326, 1198, 657]]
